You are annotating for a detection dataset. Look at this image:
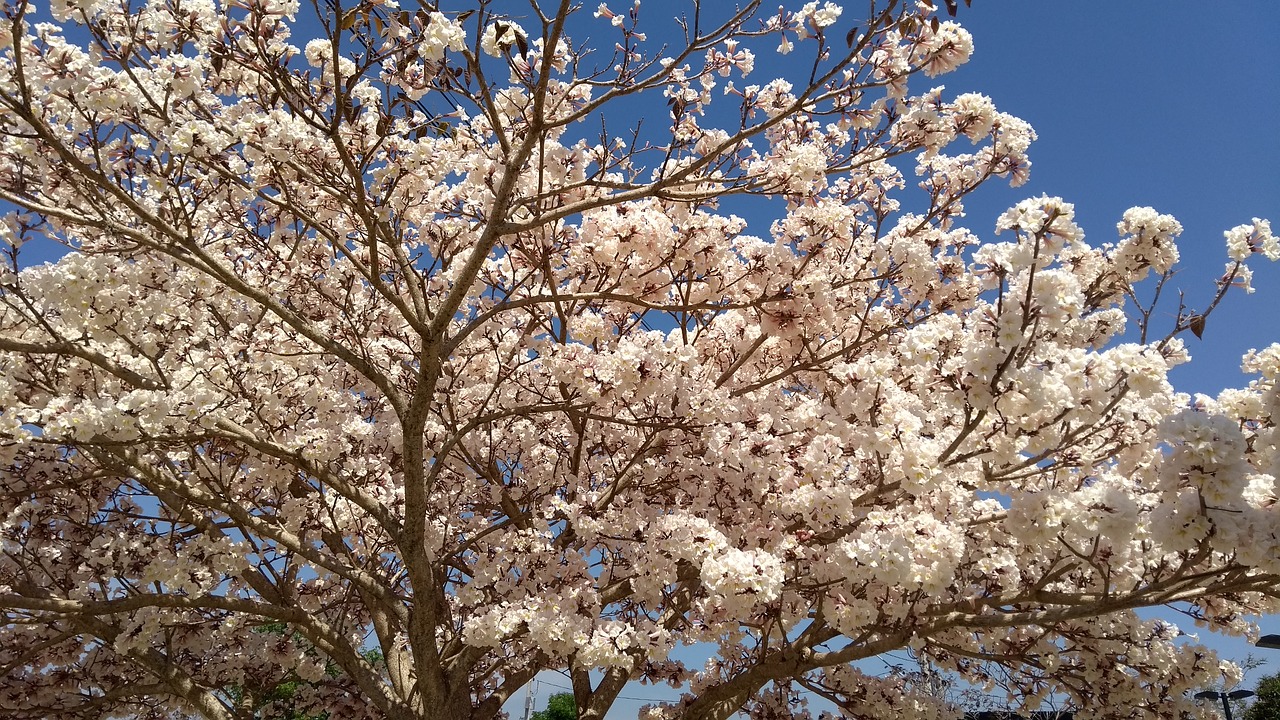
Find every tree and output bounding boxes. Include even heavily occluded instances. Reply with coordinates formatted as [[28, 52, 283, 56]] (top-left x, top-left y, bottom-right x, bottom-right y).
[[531, 692, 577, 720], [0, 0, 1277, 718], [1246, 673, 1280, 720]]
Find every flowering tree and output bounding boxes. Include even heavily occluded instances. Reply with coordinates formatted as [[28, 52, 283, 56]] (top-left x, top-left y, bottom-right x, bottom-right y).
[[0, 0, 1278, 718]]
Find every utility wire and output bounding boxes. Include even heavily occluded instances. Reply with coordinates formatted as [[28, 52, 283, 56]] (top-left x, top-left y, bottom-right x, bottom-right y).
[[534, 678, 674, 702]]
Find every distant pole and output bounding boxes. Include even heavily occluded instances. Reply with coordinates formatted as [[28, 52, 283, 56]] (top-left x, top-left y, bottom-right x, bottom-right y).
[[523, 680, 537, 720]]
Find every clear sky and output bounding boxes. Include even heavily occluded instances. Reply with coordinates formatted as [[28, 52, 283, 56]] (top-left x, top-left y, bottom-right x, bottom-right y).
[[948, 2, 1280, 399]]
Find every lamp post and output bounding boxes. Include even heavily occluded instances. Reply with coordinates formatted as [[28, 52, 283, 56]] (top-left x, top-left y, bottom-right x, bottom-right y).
[[1195, 690, 1255, 720]]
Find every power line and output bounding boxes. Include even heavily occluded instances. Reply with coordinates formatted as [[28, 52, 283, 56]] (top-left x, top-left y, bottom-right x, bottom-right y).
[[533, 678, 674, 703]]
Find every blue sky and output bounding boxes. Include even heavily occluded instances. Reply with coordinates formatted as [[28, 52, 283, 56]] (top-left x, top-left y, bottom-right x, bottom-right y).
[[948, 2, 1280, 398]]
